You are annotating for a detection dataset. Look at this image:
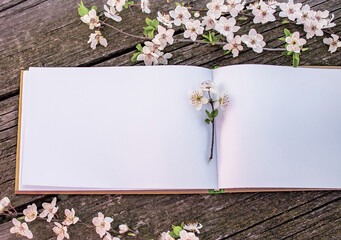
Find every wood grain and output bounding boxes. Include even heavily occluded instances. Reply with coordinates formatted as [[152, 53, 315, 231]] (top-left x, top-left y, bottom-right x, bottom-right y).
[[0, 0, 341, 239]]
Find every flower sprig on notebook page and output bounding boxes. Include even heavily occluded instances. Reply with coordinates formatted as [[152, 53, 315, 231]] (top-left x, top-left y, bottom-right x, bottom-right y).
[[77, 0, 340, 67], [190, 80, 229, 162]]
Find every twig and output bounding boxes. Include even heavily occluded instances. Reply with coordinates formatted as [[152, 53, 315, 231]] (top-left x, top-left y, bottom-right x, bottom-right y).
[[100, 20, 150, 40]]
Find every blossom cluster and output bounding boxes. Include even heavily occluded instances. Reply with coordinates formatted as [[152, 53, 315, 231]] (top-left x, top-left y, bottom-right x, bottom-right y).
[[1, 196, 203, 239], [78, 0, 340, 67]]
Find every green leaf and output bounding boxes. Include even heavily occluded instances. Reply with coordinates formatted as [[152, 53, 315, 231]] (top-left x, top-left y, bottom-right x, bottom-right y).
[[181, 222, 184, 228], [145, 17, 152, 25], [150, 19, 159, 29], [175, 2, 185, 7], [172, 226, 182, 236], [301, 47, 309, 52], [292, 52, 300, 67], [127, 233, 136, 236], [136, 44, 143, 52], [281, 19, 290, 24], [212, 109, 218, 118], [90, 6, 97, 11], [205, 110, 211, 119], [224, 50, 232, 55], [202, 34, 209, 40], [211, 66, 219, 69], [17, 216, 25, 221], [169, 231, 177, 238], [238, 16, 248, 21], [131, 52, 141, 62], [123, 1, 134, 8], [77, 0, 89, 17], [284, 28, 291, 37], [205, 119, 211, 124], [278, 37, 286, 41]]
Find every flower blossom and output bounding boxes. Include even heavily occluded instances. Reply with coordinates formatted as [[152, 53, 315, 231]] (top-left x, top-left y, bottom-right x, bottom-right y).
[[119, 224, 129, 234], [184, 20, 204, 41], [155, 25, 175, 45], [81, 9, 100, 29], [207, 0, 228, 19], [214, 92, 229, 110], [10, 218, 33, 239], [160, 231, 174, 240], [194, 11, 200, 18], [252, 2, 276, 24], [323, 34, 341, 53], [23, 204, 37, 222], [0, 197, 10, 208], [141, 0, 151, 14], [157, 12, 173, 28], [157, 52, 172, 65], [104, 4, 122, 22], [107, 0, 125, 12], [241, 29, 266, 53], [285, 32, 306, 53], [215, 17, 240, 38], [190, 88, 208, 110], [200, 81, 217, 93], [279, 0, 302, 21], [313, 10, 330, 26], [104, 233, 120, 240], [169, 5, 191, 26], [137, 46, 160, 65], [88, 31, 108, 50], [201, 15, 217, 30], [179, 230, 199, 240], [226, 0, 245, 18], [53, 222, 70, 240], [40, 197, 58, 222], [296, 5, 313, 25], [304, 20, 323, 39], [145, 38, 166, 51], [63, 208, 79, 226], [92, 212, 114, 238], [223, 35, 243, 57], [184, 222, 203, 234]]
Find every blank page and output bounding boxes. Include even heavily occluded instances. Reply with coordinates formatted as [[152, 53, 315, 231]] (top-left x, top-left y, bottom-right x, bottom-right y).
[[215, 65, 341, 189], [19, 66, 218, 190]]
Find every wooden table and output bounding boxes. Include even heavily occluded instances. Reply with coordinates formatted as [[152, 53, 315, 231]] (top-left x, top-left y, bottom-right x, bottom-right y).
[[1, 0, 340, 239]]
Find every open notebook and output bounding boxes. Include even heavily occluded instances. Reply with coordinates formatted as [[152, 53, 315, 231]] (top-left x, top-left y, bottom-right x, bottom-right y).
[[16, 65, 341, 194]]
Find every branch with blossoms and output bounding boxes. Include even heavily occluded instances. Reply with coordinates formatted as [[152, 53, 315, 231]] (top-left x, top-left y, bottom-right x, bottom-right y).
[[77, 0, 340, 68], [0, 196, 203, 240], [190, 80, 228, 162]]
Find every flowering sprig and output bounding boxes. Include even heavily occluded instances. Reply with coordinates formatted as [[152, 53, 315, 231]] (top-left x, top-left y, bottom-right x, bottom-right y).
[[190, 80, 229, 162], [1, 196, 203, 239], [78, 0, 340, 68]]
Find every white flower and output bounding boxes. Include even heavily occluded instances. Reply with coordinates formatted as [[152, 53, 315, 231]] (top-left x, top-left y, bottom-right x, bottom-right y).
[[214, 92, 229, 110], [88, 31, 108, 50], [145, 38, 165, 51], [169, 5, 191, 26], [10, 218, 33, 239], [252, 2, 276, 24], [279, 0, 302, 21], [207, 0, 227, 19], [155, 25, 175, 45], [104, 233, 120, 240], [81, 9, 100, 30], [241, 29, 266, 53], [0, 197, 10, 208], [63, 208, 79, 226], [323, 34, 341, 53], [53, 222, 70, 240], [160, 231, 174, 240], [184, 222, 203, 234], [201, 15, 217, 30], [194, 11, 200, 18], [157, 12, 173, 28], [137, 46, 160, 65], [190, 88, 209, 111], [141, 0, 151, 14], [223, 35, 243, 57], [179, 230, 199, 240], [107, 0, 125, 12], [40, 197, 58, 222], [23, 204, 37, 222], [324, 14, 336, 29], [304, 20, 323, 39], [157, 52, 172, 65], [246, 1, 260, 10], [201, 81, 217, 93], [215, 17, 240, 38], [104, 5, 122, 22], [184, 20, 204, 41], [267, 0, 278, 9], [119, 224, 129, 234], [93, 212, 113, 238], [312, 10, 329, 26], [226, 0, 245, 18], [285, 32, 306, 53], [296, 4, 313, 25]]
